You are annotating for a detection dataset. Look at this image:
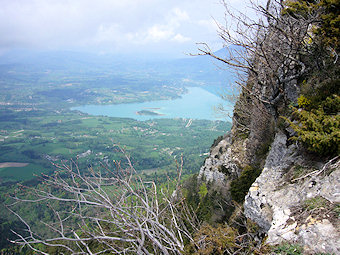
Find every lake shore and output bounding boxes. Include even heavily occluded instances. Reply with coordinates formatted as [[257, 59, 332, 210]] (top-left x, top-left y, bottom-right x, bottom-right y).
[[71, 87, 233, 121], [0, 162, 29, 168]]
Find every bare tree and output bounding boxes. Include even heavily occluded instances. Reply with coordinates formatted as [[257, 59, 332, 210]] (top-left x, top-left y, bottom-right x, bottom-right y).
[[194, 0, 324, 165], [7, 147, 200, 254], [198, 0, 316, 103]]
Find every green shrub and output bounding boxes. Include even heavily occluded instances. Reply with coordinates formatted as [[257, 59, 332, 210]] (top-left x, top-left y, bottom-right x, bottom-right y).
[[297, 95, 311, 108], [210, 135, 224, 149], [182, 176, 233, 223], [334, 204, 340, 217], [282, 0, 340, 157], [274, 243, 303, 255], [288, 94, 340, 156], [187, 223, 238, 255], [198, 183, 208, 200], [230, 165, 262, 203], [303, 196, 328, 211], [283, 0, 340, 49]]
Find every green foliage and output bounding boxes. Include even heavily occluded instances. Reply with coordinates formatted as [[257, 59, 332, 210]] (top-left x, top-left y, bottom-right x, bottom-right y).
[[274, 243, 303, 255], [303, 196, 328, 210], [315, 0, 340, 50], [182, 176, 233, 223], [230, 165, 262, 203], [282, 2, 340, 156], [198, 183, 208, 200], [283, 0, 340, 49], [297, 95, 311, 108], [290, 165, 309, 180], [334, 204, 340, 217], [210, 135, 224, 150], [289, 94, 340, 156], [255, 138, 273, 159], [282, 0, 318, 18], [187, 223, 238, 255], [182, 175, 212, 222], [300, 69, 340, 111], [184, 213, 270, 255]]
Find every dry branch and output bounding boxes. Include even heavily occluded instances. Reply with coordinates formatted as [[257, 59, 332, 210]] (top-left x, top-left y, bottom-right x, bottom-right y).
[[8, 146, 200, 254]]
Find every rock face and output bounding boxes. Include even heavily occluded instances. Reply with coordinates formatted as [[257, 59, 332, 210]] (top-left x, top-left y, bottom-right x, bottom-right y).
[[198, 135, 240, 185], [244, 131, 340, 254], [197, 21, 339, 252], [200, 124, 340, 254]]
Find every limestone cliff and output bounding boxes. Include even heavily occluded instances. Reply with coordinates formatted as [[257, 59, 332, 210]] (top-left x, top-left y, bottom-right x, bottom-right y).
[[199, 96, 339, 254], [244, 132, 339, 254], [198, 39, 339, 255], [197, 1, 339, 252]]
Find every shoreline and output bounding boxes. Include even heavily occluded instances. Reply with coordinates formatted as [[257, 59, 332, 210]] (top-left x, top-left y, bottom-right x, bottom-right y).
[[0, 162, 29, 168]]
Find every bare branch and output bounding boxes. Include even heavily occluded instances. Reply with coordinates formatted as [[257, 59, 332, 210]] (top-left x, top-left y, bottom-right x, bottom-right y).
[[7, 146, 200, 254]]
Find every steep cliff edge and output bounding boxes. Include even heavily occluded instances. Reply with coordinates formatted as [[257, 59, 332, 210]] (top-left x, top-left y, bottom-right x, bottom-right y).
[[244, 132, 339, 254], [199, 98, 339, 253], [198, 0, 339, 253]]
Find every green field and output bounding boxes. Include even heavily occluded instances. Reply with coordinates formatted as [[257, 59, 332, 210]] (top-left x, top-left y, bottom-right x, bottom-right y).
[[0, 164, 47, 182], [0, 107, 231, 183], [0, 50, 234, 251]]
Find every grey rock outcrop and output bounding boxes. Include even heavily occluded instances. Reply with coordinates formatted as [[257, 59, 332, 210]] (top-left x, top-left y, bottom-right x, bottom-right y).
[[198, 135, 240, 185], [244, 132, 340, 254], [197, 19, 339, 251]]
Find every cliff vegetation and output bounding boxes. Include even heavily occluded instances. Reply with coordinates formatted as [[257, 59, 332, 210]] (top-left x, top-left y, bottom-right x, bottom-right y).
[[196, 0, 339, 253], [3, 0, 339, 254]]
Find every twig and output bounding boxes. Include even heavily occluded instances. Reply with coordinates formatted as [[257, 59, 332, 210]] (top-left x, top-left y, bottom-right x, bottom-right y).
[[291, 156, 339, 182]]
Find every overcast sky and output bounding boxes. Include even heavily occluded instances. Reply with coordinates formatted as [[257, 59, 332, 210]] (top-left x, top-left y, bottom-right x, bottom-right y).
[[0, 0, 255, 57]]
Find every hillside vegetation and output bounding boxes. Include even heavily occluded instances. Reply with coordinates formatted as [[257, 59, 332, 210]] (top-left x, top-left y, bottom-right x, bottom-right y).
[[3, 0, 339, 254], [196, 0, 339, 254]]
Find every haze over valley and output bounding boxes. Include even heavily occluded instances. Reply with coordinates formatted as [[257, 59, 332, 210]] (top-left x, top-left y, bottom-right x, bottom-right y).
[[0, 49, 234, 184], [0, 0, 248, 252]]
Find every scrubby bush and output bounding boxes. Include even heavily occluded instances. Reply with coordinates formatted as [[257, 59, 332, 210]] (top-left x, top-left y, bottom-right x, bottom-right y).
[[283, 0, 340, 50], [274, 243, 303, 255], [186, 223, 238, 255], [230, 165, 262, 203], [281, 0, 340, 157], [289, 94, 339, 156], [303, 196, 329, 211]]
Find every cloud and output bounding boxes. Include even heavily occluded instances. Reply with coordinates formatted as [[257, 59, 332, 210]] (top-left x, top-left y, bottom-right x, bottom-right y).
[[140, 8, 191, 44], [93, 7, 192, 47], [197, 19, 217, 31], [0, 0, 254, 55], [169, 8, 190, 26], [172, 34, 191, 43], [145, 25, 174, 43]]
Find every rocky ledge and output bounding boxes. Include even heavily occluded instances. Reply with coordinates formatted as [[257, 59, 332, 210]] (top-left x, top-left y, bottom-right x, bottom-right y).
[[244, 132, 340, 254], [198, 135, 240, 186]]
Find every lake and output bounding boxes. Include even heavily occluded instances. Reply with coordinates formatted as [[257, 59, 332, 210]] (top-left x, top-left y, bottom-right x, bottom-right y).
[[72, 87, 233, 121]]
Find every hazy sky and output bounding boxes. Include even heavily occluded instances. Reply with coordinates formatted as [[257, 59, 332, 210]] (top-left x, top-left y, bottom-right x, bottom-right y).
[[0, 0, 254, 57]]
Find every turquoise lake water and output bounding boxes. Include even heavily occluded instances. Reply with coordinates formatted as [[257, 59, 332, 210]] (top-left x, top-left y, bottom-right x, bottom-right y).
[[72, 87, 233, 121]]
